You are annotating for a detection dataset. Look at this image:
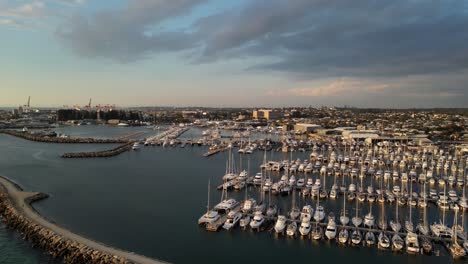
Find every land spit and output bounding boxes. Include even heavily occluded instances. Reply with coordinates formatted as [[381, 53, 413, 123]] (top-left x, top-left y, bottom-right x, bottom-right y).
[[0, 176, 167, 264], [61, 142, 135, 158], [0, 130, 130, 144]]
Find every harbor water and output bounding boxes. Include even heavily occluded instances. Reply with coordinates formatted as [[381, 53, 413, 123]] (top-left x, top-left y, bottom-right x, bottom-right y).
[[0, 125, 465, 263]]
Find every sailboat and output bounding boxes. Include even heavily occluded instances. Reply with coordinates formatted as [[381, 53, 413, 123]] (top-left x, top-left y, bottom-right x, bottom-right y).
[[289, 188, 300, 220], [286, 220, 298, 237], [338, 227, 349, 244], [449, 208, 466, 259], [417, 182, 430, 236], [378, 232, 391, 250], [390, 196, 401, 232], [405, 178, 414, 232], [340, 191, 350, 225], [364, 203, 375, 228], [378, 202, 387, 230], [365, 231, 376, 246], [313, 193, 325, 222], [351, 229, 362, 245], [431, 184, 451, 238], [325, 215, 337, 240], [352, 193, 362, 227], [198, 180, 220, 225]]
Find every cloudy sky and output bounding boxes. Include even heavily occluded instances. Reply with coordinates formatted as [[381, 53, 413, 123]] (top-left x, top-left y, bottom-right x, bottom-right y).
[[1, 0, 467, 108]]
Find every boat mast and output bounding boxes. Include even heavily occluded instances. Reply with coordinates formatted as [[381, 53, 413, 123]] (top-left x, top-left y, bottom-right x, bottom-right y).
[[409, 176, 413, 224], [206, 179, 210, 213], [443, 184, 446, 227]]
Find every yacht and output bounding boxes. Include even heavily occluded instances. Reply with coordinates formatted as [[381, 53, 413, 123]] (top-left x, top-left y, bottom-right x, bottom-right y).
[[198, 210, 220, 225], [286, 221, 298, 237], [222, 211, 242, 230], [241, 198, 257, 214], [214, 199, 240, 214], [249, 211, 265, 230], [274, 215, 287, 234], [405, 232, 420, 254], [253, 173, 263, 185], [300, 205, 313, 222], [378, 232, 391, 250], [325, 218, 337, 240], [299, 219, 312, 236], [431, 223, 452, 238]]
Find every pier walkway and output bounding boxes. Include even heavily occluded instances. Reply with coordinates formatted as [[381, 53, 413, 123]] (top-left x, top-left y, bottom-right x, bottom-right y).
[[0, 176, 167, 264]]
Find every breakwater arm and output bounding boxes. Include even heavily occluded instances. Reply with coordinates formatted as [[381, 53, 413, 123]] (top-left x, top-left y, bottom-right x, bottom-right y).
[[0, 176, 167, 264], [61, 142, 135, 158], [0, 130, 130, 144]]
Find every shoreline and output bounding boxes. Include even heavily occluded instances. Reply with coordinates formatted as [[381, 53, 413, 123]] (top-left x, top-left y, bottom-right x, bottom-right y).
[[0, 175, 167, 264]]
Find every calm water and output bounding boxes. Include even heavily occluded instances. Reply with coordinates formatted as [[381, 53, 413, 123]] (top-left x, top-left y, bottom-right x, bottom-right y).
[[0, 126, 465, 263]]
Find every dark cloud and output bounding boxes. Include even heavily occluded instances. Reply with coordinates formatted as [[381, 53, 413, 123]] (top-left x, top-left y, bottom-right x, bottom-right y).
[[57, 0, 468, 83], [56, 0, 203, 62], [194, 0, 468, 79]]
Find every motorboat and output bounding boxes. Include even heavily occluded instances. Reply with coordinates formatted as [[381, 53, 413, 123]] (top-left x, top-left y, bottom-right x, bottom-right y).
[[223, 211, 242, 230], [325, 218, 337, 240], [274, 215, 287, 234], [249, 211, 265, 230], [132, 142, 140, 150], [405, 232, 420, 254], [299, 219, 312, 236], [241, 198, 256, 214], [300, 205, 313, 222]]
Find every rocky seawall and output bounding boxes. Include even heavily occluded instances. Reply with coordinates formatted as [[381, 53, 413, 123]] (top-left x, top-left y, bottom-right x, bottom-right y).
[[0, 192, 130, 263], [61, 142, 135, 158], [0, 176, 165, 264], [0, 130, 130, 144]]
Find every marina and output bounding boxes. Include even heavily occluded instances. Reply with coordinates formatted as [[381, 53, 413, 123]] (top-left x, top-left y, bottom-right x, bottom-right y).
[[198, 133, 468, 260], [0, 124, 467, 263]]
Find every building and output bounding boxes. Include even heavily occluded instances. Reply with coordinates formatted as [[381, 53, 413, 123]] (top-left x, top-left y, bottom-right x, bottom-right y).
[[252, 109, 281, 120], [294, 123, 323, 133]]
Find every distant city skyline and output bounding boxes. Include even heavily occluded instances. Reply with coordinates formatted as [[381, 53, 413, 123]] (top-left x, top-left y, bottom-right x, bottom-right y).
[[1, 0, 467, 108]]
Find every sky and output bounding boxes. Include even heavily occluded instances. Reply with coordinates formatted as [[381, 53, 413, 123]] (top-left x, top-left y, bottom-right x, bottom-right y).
[[0, 0, 467, 108]]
